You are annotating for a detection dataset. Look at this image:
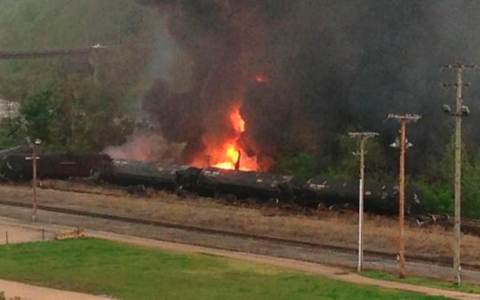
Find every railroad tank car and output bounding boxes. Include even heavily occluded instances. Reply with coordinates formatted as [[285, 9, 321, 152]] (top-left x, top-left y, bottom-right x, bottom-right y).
[[0, 152, 111, 181], [0, 145, 30, 158], [194, 167, 295, 201], [0, 148, 424, 216], [175, 165, 202, 193], [98, 160, 200, 191], [299, 176, 422, 215]]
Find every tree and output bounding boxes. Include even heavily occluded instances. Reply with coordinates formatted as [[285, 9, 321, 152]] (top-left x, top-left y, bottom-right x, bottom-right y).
[[462, 153, 480, 217], [272, 152, 318, 180], [20, 89, 57, 144], [414, 134, 471, 214], [0, 117, 26, 148], [334, 134, 390, 180]]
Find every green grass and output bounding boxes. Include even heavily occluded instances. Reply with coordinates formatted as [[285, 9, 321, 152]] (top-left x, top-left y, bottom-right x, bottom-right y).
[[362, 271, 480, 295], [0, 238, 451, 300]]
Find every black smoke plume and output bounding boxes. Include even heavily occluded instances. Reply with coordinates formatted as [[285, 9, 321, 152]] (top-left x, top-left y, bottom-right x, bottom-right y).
[[135, 0, 480, 173]]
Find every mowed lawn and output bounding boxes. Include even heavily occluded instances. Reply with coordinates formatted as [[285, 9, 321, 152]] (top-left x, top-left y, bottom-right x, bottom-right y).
[[0, 239, 449, 300], [363, 271, 480, 295]]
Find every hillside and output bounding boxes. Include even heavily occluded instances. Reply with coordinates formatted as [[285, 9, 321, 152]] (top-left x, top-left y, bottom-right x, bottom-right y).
[[0, 0, 162, 151], [0, 0, 155, 104]]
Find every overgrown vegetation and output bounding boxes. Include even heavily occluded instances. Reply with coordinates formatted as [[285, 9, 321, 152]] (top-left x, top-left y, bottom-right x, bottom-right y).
[[0, 238, 450, 300], [274, 132, 480, 218], [272, 134, 390, 181], [17, 77, 135, 150]]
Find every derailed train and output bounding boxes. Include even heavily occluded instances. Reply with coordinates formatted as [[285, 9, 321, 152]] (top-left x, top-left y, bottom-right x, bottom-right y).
[[0, 150, 422, 215]]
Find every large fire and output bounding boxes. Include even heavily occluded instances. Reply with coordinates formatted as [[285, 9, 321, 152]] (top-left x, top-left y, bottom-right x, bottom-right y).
[[192, 105, 258, 171]]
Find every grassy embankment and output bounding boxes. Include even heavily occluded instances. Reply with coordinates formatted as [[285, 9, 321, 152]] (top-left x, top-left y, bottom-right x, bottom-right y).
[[0, 238, 450, 300], [362, 271, 480, 295]]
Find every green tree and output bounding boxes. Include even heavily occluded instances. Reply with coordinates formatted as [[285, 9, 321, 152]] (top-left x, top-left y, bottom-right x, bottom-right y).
[[462, 153, 480, 218], [413, 134, 478, 214], [272, 152, 318, 180], [333, 134, 390, 181], [0, 117, 26, 148], [20, 88, 57, 144], [16, 75, 134, 151]]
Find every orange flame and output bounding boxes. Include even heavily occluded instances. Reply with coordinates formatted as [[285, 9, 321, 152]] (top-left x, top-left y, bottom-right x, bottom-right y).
[[213, 143, 240, 170], [212, 106, 251, 170], [230, 108, 245, 133], [192, 105, 258, 171]]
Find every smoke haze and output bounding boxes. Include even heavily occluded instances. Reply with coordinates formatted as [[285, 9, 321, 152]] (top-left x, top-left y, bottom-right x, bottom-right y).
[[134, 0, 480, 172]]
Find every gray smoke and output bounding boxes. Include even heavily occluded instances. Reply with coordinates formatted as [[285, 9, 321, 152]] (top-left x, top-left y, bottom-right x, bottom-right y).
[[135, 0, 480, 173], [105, 129, 186, 162], [148, 16, 179, 83]]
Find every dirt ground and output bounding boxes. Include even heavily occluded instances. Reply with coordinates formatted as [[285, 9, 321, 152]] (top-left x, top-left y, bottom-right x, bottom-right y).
[[1, 183, 479, 264], [0, 279, 115, 300], [0, 224, 54, 245]]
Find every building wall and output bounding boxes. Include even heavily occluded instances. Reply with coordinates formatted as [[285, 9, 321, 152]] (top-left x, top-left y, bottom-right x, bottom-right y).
[[0, 99, 20, 119]]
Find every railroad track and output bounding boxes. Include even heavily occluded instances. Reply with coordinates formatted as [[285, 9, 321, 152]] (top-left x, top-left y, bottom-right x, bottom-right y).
[[6, 180, 480, 236], [416, 213, 480, 235], [0, 198, 479, 271], [464, 218, 480, 233]]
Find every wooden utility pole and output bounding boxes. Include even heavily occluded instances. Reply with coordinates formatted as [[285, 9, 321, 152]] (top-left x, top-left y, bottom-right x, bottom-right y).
[[349, 132, 379, 272], [443, 62, 474, 285], [388, 113, 421, 278]]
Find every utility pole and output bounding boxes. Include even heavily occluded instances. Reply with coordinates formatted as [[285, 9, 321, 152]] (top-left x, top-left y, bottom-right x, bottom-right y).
[[388, 113, 421, 278], [32, 146, 38, 222], [26, 139, 42, 222], [349, 132, 379, 272], [90, 44, 107, 85], [442, 62, 474, 285]]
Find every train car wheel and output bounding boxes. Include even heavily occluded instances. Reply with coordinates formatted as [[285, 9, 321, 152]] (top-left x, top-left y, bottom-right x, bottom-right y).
[[175, 185, 188, 198], [90, 168, 102, 182], [317, 202, 327, 211]]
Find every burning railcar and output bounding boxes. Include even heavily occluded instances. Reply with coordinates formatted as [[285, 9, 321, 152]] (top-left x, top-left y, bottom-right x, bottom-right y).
[[193, 167, 296, 201], [0, 146, 424, 216]]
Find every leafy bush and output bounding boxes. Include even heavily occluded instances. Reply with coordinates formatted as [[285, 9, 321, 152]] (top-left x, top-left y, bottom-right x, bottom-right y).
[[20, 88, 57, 144], [272, 153, 319, 180], [414, 180, 453, 214], [462, 154, 480, 218]]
